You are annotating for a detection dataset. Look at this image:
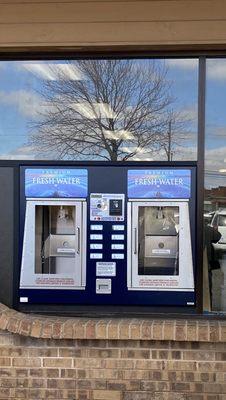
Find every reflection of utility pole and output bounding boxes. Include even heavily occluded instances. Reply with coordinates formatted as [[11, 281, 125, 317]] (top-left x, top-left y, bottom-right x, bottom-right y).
[[167, 119, 173, 161]]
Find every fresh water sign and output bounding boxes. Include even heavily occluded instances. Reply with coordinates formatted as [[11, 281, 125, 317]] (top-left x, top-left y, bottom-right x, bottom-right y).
[[25, 168, 88, 198], [128, 169, 191, 198]]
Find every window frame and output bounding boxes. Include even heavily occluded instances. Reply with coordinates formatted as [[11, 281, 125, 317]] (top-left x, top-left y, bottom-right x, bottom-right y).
[[1, 50, 225, 317]]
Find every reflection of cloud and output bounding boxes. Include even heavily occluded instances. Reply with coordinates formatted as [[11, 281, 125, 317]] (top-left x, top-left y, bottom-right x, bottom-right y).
[[205, 146, 226, 169], [151, 146, 197, 161], [22, 63, 82, 81], [0, 90, 41, 118], [0, 145, 37, 160], [104, 130, 134, 140], [167, 58, 226, 82], [132, 156, 153, 161], [0, 88, 126, 122], [166, 59, 198, 70], [121, 145, 150, 155], [175, 146, 197, 160], [215, 127, 226, 137], [207, 125, 226, 139], [204, 146, 226, 188], [0, 90, 57, 118], [207, 59, 226, 81], [121, 145, 194, 160], [72, 102, 116, 119], [178, 105, 198, 122]]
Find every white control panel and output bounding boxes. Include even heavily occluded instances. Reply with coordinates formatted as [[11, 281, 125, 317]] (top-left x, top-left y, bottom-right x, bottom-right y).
[[89, 194, 126, 285], [90, 193, 125, 221]]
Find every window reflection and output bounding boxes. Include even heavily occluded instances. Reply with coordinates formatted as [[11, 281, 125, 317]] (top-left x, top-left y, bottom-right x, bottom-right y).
[[204, 58, 226, 312], [138, 206, 179, 276], [0, 59, 198, 161]]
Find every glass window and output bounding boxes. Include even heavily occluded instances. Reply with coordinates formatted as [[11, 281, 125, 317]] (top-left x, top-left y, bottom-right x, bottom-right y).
[[138, 206, 179, 276], [35, 205, 76, 275], [204, 58, 226, 312], [0, 59, 198, 161]]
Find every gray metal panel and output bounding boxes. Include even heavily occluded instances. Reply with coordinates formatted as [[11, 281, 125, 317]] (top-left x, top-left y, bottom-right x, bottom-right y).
[[0, 168, 14, 307], [145, 236, 178, 258]]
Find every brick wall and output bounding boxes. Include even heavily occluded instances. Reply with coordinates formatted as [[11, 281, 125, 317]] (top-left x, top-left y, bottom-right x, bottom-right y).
[[0, 304, 226, 400]]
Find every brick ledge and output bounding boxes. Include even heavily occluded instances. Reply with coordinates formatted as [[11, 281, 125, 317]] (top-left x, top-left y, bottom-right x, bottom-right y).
[[0, 303, 225, 341]]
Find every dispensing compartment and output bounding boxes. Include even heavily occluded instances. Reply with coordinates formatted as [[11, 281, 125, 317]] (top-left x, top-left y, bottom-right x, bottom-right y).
[[20, 199, 86, 289], [138, 205, 179, 275], [127, 200, 194, 291], [35, 205, 77, 275]]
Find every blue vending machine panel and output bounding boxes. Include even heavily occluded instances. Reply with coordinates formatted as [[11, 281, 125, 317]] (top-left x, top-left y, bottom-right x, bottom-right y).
[[19, 163, 196, 308]]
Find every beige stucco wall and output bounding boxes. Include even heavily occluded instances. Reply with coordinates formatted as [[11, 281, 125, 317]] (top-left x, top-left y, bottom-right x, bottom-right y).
[[0, 0, 226, 50]]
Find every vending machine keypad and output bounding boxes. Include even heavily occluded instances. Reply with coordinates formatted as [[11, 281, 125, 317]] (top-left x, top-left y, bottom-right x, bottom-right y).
[[90, 193, 125, 294]]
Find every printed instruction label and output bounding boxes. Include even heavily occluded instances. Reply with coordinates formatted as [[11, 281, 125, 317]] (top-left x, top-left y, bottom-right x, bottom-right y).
[[96, 262, 116, 277]]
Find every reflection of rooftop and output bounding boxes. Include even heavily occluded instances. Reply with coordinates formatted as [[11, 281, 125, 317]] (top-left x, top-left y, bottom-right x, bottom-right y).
[[205, 186, 226, 196], [205, 186, 226, 206]]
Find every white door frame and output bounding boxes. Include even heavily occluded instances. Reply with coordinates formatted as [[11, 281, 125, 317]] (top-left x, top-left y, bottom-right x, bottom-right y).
[[20, 198, 86, 290], [127, 199, 194, 291]]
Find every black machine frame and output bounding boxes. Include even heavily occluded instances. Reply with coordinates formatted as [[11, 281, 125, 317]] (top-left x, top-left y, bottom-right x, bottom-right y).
[[0, 159, 197, 317]]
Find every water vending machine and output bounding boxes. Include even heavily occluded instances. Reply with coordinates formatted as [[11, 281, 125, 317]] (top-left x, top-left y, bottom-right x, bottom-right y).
[[20, 169, 87, 291], [127, 169, 194, 293], [19, 164, 196, 309]]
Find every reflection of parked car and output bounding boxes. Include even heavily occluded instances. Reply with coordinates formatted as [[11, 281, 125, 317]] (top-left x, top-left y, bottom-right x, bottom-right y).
[[210, 209, 226, 252], [204, 211, 215, 224]]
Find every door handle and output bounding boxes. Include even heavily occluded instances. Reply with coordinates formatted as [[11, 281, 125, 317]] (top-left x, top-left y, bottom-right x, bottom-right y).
[[77, 227, 80, 254], [134, 227, 137, 255]]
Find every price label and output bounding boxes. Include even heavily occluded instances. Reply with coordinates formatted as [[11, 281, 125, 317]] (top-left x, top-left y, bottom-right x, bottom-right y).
[[91, 225, 103, 230], [90, 234, 103, 240], [90, 253, 103, 259], [111, 234, 124, 240], [112, 254, 124, 259], [111, 244, 124, 250], [90, 243, 103, 250], [112, 225, 125, 231]]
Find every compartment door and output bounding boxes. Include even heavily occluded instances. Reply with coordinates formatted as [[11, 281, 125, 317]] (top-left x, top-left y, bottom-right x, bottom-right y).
[[128, 201, 194, 291], [20, 200, 86, 289]]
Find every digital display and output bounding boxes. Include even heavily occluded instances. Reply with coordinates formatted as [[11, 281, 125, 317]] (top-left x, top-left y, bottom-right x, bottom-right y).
[[109, 199, 123, 216]]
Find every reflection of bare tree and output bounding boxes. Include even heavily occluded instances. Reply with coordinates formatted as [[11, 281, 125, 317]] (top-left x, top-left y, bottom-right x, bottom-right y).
[[29, 60, 178, 161], [162, 110, 193, 161]]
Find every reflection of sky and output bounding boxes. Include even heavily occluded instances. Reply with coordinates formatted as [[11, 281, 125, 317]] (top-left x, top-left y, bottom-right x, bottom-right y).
[[0, 59, 198, 160], [0, 61, 61, 158], [205, 60, 226, 189], [165, 60, 198, 112]]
